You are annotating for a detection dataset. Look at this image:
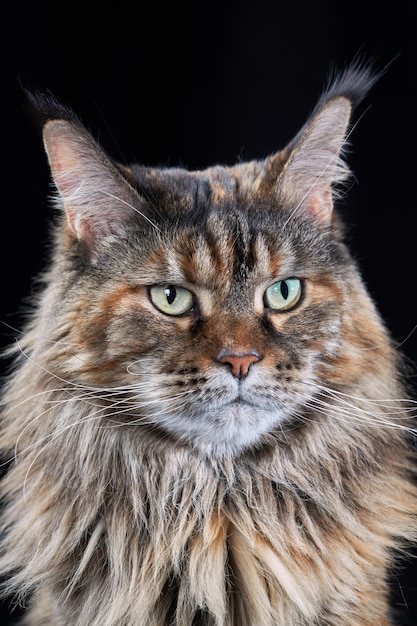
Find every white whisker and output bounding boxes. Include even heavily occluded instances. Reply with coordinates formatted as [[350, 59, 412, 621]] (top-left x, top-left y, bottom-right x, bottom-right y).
[[292, 382, 417, 436], [101, 190, 162, 232]]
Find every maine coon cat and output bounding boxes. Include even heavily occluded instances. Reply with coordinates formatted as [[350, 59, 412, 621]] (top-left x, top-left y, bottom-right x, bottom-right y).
[[0, 64, 416, 626]]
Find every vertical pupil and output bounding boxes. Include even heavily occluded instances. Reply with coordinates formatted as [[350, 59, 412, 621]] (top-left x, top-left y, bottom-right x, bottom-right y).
[[280, 281, 289, 300], [164, 286, 176, 305]]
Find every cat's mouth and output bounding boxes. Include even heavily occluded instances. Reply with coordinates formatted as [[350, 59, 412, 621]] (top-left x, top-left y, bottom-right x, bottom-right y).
[[148, 382, 289, 453], [186, 399, 283, 453], [220, 386, 275, 410], [223, 397, 262, 410]]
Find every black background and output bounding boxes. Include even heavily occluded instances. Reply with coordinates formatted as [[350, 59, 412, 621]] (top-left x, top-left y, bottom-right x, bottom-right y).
[[1, 1, 417, 624]]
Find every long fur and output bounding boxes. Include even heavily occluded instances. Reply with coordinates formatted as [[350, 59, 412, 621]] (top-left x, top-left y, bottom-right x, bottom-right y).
[[1, 63, 416, 625]]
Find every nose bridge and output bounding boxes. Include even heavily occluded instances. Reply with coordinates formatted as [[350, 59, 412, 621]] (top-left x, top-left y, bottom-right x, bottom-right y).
[[212, 311, 264, 379], [216, 307, 258, 345]]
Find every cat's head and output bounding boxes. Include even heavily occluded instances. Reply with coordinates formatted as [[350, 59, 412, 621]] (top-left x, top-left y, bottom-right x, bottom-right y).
[[28, 64, 392, 456]]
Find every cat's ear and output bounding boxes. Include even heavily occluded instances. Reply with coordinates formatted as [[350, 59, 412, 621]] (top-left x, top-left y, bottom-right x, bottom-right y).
[[273, 63, 379, 224], [42, 119, 144, 256], [276, 96, 352, 223]]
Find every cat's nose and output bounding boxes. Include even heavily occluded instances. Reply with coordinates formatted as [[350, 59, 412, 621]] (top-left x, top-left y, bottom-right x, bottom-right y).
[[216, 350, 261, 379]]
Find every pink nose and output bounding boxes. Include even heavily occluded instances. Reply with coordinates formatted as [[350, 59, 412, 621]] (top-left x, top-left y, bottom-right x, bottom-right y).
[[216, 350, 261, 379]]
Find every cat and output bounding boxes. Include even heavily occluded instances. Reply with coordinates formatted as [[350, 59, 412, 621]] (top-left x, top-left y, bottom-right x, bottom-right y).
[[0, 63, 416, 626]]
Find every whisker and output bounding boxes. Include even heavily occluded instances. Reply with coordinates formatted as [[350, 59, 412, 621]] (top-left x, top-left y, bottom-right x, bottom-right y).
[[7, 366, 195, 472], [100, 190, 162, 232], [292, 382, 417, 436]]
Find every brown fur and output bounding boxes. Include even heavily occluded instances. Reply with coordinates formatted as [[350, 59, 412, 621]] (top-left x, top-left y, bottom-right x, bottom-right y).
[[1, 65, 416, 625]]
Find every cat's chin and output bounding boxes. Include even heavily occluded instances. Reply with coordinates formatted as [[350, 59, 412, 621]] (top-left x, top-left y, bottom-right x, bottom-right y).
[[158, 401, 284, 456]]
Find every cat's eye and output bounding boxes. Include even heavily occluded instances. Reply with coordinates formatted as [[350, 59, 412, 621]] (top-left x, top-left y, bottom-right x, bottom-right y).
[[149, 285, 194, 316], [264, 278, 302, 312]]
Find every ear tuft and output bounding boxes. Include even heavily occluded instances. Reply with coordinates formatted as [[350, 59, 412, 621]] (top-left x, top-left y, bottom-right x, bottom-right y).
[[274, 63, 380, 224], [277, 97, 352, 223]]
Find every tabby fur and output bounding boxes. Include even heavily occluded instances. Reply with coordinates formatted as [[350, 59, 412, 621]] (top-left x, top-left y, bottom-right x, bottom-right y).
[[1, 65, 416, 625]]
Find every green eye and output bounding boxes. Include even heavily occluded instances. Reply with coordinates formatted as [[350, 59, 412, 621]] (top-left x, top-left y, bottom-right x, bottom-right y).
[[149, 285, 194, 316], [264, 278, 302, 312]]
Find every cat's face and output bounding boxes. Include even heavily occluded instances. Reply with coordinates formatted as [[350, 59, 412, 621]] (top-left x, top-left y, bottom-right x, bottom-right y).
[[106, 197, 345, 454], [43, 162, 370, 457], [36, 71, 386, 456]]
